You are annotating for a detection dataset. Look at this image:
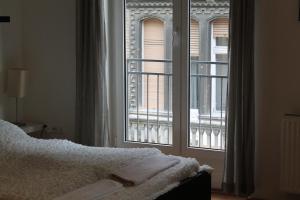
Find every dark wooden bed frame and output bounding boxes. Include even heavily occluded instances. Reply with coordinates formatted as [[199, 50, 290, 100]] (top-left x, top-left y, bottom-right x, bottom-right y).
[[156, 171, 211, 200]]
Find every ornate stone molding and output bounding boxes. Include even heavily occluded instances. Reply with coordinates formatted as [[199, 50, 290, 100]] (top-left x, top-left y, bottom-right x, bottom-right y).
[[127, 2, 172, 8], [192, 1, 229, 8], [127, 1, 229, 8]]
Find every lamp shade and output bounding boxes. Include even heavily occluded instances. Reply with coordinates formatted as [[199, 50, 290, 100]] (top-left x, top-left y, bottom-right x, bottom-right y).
[[7, 68, 28, 98]]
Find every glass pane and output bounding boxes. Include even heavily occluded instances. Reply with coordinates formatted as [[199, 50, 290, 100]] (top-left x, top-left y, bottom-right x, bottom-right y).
[[125, 0, 173, 145], [216, 37, 228, 46], [189, 0, 229, 150]]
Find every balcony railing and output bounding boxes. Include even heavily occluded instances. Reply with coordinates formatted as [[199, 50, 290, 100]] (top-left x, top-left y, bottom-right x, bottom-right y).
[[126, 58, 228, 150]]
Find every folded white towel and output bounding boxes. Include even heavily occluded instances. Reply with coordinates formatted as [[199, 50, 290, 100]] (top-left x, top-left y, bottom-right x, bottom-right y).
[[53, 179, 123, 200], [111, 155, 180, 186]]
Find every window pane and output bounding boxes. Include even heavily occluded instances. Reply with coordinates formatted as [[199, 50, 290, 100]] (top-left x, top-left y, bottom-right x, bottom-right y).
[[189, 0, 229, 150], [215, 54, 228, 111], [216, 37, 228, 46], [125, 0, 173, 145]]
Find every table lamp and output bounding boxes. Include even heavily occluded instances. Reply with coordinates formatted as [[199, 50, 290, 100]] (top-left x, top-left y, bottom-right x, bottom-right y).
[[6, 68, 28, 126]]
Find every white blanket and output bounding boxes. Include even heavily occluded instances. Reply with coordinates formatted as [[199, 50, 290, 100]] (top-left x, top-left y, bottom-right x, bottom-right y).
[[0, 120, 200, 200]]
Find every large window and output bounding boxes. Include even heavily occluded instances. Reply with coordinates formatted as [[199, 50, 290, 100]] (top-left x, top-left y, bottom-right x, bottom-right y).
[[119, 0, 230, 188]]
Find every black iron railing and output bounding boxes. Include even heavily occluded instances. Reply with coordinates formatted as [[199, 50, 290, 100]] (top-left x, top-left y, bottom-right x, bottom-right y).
[[126, 58, 228, 150]]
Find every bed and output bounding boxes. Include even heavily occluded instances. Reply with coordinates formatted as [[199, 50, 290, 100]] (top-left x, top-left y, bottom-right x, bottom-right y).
[[0, 120, 211, 200]]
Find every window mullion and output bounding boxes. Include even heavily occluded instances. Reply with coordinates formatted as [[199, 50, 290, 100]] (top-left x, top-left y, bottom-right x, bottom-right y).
[[173, 0, 190, 153], [179, 0, 190, 152]]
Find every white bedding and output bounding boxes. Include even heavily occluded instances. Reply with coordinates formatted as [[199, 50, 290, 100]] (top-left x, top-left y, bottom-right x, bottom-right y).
[[0, 120, 200, 200], [53, 179, 124, 200]]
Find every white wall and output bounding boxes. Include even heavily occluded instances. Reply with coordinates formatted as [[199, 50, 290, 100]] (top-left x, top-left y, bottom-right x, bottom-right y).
[[255, 0, 300, 199], [22, 0, 76, 139], [0, 0, 76, 138], [0, 0, 24, 120]]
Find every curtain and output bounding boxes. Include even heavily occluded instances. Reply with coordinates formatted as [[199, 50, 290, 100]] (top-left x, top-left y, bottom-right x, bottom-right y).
[[75, 0, 110, 147], [222, 0, 255, 196]]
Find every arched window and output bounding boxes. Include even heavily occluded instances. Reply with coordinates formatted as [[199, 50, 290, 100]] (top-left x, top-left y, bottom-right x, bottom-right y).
[[211, 18, 229, 112], [211, 18, 229, 49], [141, 18, 166, 111], [190, 19, 200, 109], [142, 18, 165, 60], [190, 19, 200, 59]]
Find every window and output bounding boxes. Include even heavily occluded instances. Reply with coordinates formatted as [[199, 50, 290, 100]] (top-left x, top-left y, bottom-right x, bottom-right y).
[[190, 19, 200, 109], [211, 19, 229, 114], [142, 19, 167, 114], [116, 0, 230, 188]]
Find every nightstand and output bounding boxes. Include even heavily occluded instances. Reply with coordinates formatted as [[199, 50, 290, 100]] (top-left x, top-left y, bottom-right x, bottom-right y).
[[19, 122, 47, 138]]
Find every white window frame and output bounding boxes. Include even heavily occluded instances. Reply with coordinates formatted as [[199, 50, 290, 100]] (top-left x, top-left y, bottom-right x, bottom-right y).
[[109, 0, 226, 188], [141, 20, 145, 108]]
